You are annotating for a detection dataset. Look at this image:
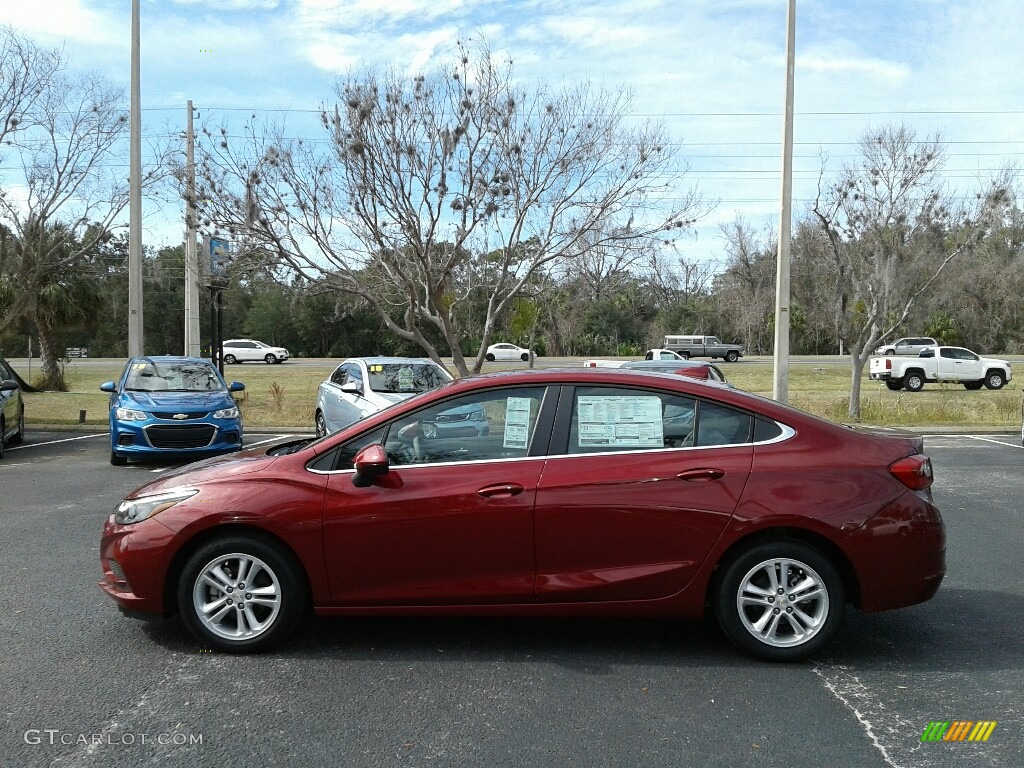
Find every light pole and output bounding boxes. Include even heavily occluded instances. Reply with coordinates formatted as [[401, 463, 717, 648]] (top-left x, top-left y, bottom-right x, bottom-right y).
[[773, 0, 796, 403], [127, 0, 144, 356]]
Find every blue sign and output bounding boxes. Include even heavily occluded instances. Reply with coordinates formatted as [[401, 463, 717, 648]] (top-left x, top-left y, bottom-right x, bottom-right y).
[[209, 237, 230, 278]]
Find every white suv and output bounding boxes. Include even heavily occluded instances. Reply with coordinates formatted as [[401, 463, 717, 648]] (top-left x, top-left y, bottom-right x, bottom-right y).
[[222, 339, 290, 364]]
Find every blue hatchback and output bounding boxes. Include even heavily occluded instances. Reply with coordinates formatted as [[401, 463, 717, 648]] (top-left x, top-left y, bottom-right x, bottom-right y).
[[101, 356, 245, 466]]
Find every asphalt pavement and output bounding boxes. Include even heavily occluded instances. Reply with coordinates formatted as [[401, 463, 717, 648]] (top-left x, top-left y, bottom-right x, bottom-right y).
[[0, 431, 1020, 768]]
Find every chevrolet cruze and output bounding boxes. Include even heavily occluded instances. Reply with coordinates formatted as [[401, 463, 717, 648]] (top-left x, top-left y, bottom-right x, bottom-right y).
[[99, 368, 945, 661]]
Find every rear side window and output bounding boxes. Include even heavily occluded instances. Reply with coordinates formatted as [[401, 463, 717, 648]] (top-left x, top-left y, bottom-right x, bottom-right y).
[[694, 401, 752, 447]]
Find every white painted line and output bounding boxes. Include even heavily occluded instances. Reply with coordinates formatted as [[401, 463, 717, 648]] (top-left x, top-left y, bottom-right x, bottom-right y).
[[0, 463, 31, 468], [245, 434, 297, 447], [963, 435, 1023, 448], [6, 433, 107, 451]]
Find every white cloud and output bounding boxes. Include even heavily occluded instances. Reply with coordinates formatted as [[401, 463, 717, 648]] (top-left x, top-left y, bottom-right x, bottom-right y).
[[0, 0, 117, 46], [171, 0, 280, 9]]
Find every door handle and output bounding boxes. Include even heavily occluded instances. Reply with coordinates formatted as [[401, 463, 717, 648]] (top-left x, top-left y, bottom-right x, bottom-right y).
[[676, 468, 725, 482], [477, 483, 525, 498]]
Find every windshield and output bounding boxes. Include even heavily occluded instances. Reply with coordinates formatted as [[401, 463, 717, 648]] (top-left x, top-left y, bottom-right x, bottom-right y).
[[125, 360, 227, 392], [367, 363, 452, 394]]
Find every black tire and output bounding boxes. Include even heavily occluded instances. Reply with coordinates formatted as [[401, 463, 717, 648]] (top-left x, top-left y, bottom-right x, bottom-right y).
[[681, 352, 690, 360], [963, 381, 983, 391], [223, 354, 237, 365], [177, 535, 307, 653], [485, 353, 495, 362], [903, 371, 925, 392], [725, 350, 739, 363], [264, 354, 276, 364], [885, 350, 895, 356], [885, 380, 902, 391], [983, 370, 1005, 390], [315, 410, 327, 438], [273, 358, 284, 364], [520, 353, 529, 362], [110, 450, 127, 466], [714, 540, 845, 662], [10, 406, 24, 444]]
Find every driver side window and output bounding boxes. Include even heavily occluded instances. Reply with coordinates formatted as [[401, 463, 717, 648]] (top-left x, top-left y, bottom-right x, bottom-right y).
[[382, 387, 546, 467]]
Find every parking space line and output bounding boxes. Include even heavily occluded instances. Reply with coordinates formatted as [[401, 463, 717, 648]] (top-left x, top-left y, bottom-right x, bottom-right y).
[[246, 434, 298, 447], [6, 433, 107, 451]]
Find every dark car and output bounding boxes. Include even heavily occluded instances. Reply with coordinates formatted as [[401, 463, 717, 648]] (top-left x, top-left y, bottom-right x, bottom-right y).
[[100, 356, 246, 466], [0, 358, 26, 459], [99, 368, 944, 661]]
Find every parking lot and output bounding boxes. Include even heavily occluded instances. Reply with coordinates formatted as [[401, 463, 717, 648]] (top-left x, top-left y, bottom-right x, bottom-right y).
[[1, 431, 1021, 768]]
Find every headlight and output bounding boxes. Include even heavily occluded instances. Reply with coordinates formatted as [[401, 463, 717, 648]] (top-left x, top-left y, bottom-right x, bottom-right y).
[[115, 407, 148, 421], [115, 487, 199, 525], [212, 406, 239, 419]]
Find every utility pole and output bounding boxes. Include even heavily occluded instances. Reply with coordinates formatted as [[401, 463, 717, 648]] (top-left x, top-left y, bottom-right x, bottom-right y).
[[184, 100, 201, 357], [772, 0, 796, 403], [127, 0, 144, 357]]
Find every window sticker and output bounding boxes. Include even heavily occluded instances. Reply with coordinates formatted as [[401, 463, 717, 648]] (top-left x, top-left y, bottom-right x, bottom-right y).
[[397, 367, 414, 390], [577, 395, 664, 448], [503, 397, 533, 449], [369, 364, 383, 373]]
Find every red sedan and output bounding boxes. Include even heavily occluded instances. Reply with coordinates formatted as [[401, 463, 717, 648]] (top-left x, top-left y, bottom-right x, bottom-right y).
[[99, 369, 945, 661]]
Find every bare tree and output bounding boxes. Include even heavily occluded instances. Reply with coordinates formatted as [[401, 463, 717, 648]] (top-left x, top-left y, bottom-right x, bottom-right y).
[[807, 124, 1013, 419], [716, 217, 777, 354], [194, 38, 709, 375], [0, 56, 132, 388]]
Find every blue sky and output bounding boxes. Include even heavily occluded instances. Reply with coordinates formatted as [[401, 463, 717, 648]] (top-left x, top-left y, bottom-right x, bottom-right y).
[[2, 0, 1021, 263]]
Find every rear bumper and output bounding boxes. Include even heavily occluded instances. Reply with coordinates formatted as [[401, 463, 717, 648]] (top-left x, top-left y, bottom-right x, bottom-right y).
[[843, 492, 946, 612]]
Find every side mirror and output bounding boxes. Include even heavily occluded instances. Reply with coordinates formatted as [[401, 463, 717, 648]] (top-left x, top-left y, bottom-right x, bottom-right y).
[[352, 444, 389, 487], [0, 379, 18, 392], [100, 381, 116, 393], [341, 380, 363, 395], [229, 381, 245, 392]]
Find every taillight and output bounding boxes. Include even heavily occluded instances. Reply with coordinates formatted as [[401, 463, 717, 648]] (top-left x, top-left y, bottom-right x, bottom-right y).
[[885, 358, 892, 370], [889, 454, 933, 490]]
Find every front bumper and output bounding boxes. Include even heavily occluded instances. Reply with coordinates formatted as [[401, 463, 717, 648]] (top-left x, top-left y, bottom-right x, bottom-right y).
[[98, 515, 180, 616], [111, 417, 243, 459]]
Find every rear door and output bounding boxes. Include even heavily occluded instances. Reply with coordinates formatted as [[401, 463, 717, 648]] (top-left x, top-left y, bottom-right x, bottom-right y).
[[533, 384, 753, 602]]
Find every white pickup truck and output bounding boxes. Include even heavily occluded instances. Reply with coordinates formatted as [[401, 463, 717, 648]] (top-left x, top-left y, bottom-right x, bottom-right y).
[[583, 349, 687, 368], [869, 346, 1012, 392]]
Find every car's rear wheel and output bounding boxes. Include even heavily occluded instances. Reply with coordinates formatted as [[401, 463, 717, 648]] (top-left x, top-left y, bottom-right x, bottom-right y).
[[110, 450, 127, 466], [963, 381, 983, 390], [680, 352, 690, 360], [264, 354, 276, 364], [485, 353, 495, 362], [315, 410, 327, 438], [177, 535, 307, 653], [725, 350, 739, 363], [903, 371, 925, 392], [885, 380, 903, 391], [885, 350, 895, 356], [984, 370, 1005, 390], [714, 540, 845, 662], [223, 354, 237, 365]]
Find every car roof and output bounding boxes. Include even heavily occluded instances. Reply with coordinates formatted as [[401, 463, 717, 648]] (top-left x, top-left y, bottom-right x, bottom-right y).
[[343, 356, 445, 365], [131, 355, 214, 364]]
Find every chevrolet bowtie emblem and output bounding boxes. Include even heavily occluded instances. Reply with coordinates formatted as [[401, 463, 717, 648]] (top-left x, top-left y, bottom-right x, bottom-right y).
[[173, 413, 188, 420]]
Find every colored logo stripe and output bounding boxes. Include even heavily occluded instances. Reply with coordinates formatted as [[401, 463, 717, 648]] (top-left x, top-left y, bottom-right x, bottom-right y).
[[921, 721, 997, 742]]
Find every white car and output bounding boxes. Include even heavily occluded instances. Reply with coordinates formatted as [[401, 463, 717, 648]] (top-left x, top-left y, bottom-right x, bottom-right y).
[[314, 357, 488, 437], [222, 338, 290, 364], [485, 343, 535, 362]]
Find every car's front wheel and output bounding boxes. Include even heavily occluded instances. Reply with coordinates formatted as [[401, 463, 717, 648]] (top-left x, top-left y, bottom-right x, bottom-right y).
[[984, 370, 1006, 390], [714, 540, 845, 662], [110, 450, 127, 466], [264, 354, 276, 365], [725, 350, 739, 363], [223, 354, 237, 365], [177, 535, 307, 653], [520, 353, 529, 362], [10, 407, 25, 444]]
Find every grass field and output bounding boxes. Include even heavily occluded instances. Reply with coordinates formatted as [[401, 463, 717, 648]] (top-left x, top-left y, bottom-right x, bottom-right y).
[[11, 357, 1024, 430]]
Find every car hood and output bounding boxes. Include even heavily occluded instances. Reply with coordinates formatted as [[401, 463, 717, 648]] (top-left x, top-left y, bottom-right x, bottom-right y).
[[124, 448, 278, 499], [120, 390, 235, 410]]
